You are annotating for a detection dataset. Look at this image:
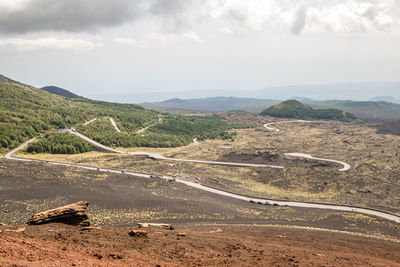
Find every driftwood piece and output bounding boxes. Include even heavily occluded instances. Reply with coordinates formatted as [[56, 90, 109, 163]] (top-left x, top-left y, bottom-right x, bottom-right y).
[[27, 201, 90, 226], [137, 223, 173, 230]]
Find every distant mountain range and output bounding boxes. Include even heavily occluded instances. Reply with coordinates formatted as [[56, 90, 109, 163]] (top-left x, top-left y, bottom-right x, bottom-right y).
[[41, 86, 82, 99], [369, 96, 400, 104], [87, 81, 400, 103], [144, 96, 400, 121], [253, 82, 400, 101], [142, 97, 280, 113]]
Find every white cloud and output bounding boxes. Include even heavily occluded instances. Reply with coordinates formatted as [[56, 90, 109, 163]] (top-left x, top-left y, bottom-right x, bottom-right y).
[[0, 0, 28, 11], [219, 27, 233, 34], [149, 31, 203, 44], [0, 37, 102, 51], [181, 32, 203, 43], [114, 37, 137, 46], [0, 0, 398, 36], [304, 0, 398, 33], [208, 0, 400, 34]]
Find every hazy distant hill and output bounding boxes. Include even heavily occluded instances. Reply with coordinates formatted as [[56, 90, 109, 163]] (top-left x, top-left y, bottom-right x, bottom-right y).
[[142, 97, 280, 112], [307, 100, 400, 121], [143, 96, 400, 120], [254, 81, 400, 100], [261, 100, 357, 121], [41, 86, 82, 99], [369, 96, 400, 104]]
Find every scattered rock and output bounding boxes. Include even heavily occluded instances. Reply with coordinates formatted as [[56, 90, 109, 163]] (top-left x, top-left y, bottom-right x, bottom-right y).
[[109, 253, 123, 260], [138, 223, 173, 230], [27, 201, 90, 226], [5, 228, 25, 233], [209, 228, 223, 234], [80, 227, 101, 231], [129, 230, 148, 237], [93, 253, 103, 260], [278, 234, 286, 238], [177, 233, 186, 237], [0, 222, 6, 226]]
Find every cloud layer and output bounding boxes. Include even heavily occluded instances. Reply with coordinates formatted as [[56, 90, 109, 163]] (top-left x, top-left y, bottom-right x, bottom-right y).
[[0, 37, 101, 51], [0, 0, 399, 35], [0, 0, 140, 34]]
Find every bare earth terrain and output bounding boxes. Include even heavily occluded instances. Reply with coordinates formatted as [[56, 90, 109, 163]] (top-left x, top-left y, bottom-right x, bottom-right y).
[[1, 223, 400, 267], [2, 112, 400, 266]]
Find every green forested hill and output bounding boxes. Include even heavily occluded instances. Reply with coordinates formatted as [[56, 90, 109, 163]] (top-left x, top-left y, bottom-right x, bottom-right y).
[[0, 75, 237, 151], [41, 85, 82, 99], [261, 100, 357, 122]]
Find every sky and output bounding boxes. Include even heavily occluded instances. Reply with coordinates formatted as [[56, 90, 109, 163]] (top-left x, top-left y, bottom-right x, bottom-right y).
[[0, 0, 399, 101]]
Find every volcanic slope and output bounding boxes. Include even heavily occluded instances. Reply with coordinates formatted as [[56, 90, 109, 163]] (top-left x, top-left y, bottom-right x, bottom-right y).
[[41, 85, 82, 99], [0, 74, 237, 152]]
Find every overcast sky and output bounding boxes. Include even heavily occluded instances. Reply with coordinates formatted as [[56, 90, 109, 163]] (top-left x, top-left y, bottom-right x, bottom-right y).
[[0, 0, 399, 100]]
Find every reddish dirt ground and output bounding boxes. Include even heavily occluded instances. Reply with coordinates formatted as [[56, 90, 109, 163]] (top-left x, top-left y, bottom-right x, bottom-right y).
[[1, 223, 399, 267]]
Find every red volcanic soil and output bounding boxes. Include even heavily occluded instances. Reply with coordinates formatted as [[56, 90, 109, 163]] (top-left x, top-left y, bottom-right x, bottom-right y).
[[1, 223, 399, 267]]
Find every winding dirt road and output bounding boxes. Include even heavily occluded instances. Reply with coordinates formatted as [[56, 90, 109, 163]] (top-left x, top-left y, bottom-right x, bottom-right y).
[[136, 117, 162, 134], [83, 118, 97, 126], [109, 117, 121, 133]]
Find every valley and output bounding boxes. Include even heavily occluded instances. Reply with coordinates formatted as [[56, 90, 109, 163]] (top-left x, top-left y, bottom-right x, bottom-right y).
[[1, 75, 400, 266], [14, 112, 400, 220]]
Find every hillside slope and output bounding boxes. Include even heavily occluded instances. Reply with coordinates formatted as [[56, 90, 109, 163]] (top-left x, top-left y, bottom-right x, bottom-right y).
[[0, 75, 236, 151], [41, 86, 82, 98], [261, 100, 357, 121]]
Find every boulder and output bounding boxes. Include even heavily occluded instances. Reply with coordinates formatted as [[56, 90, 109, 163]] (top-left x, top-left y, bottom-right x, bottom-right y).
[[5, 228, 25, 233], [137, 223, 173, 230], [128, 230, 148, 237], [27, 201, 90, 226]]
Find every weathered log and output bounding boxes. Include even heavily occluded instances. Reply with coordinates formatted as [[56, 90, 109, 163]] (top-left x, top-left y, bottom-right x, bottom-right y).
[[27, 201, 90, 226]]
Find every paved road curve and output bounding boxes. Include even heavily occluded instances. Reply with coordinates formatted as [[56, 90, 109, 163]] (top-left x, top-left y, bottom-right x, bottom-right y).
[[264, 120, 351, 172], [69, 129, 284, 169], [5, 138, 400, 224], [285, 153, 351, 172], [263, 120, 314, 133]]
